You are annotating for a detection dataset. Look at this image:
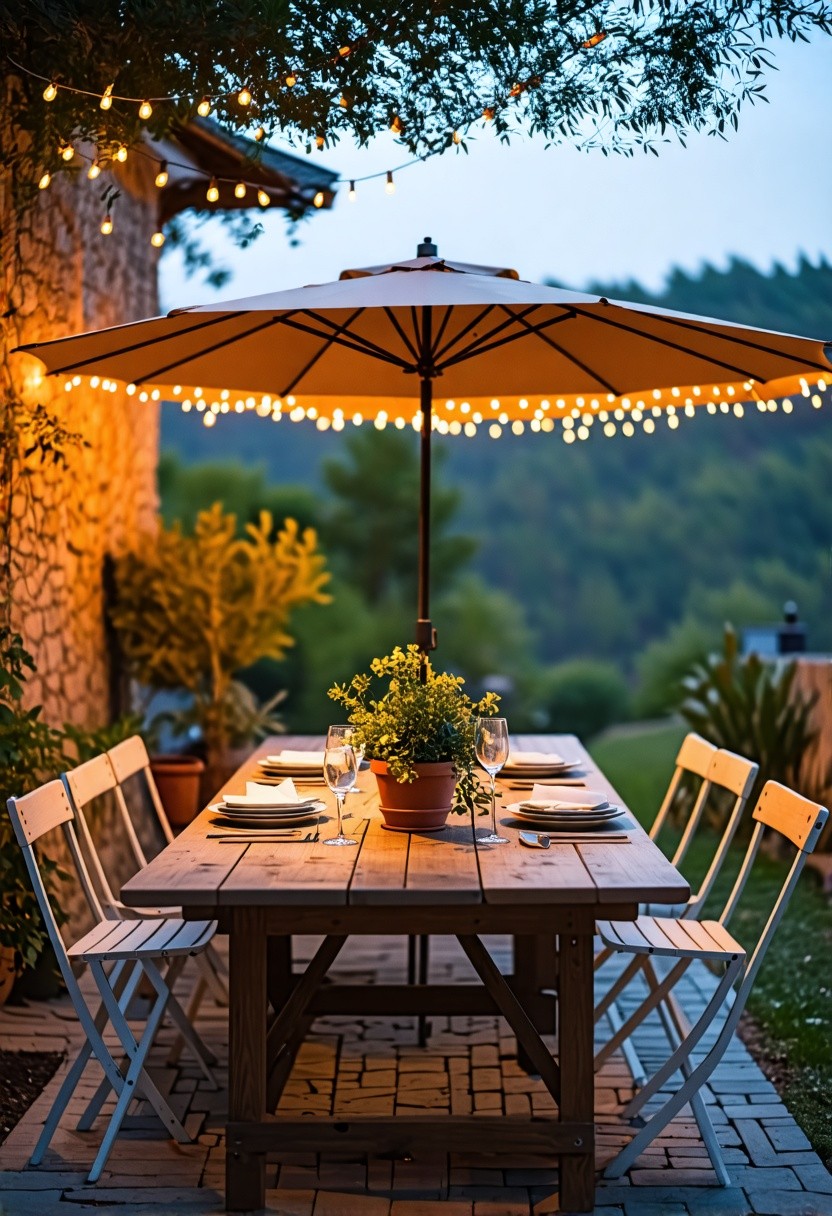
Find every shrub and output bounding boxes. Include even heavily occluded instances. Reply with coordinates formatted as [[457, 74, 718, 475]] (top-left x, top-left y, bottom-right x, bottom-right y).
[[539, 659, 630, 742]]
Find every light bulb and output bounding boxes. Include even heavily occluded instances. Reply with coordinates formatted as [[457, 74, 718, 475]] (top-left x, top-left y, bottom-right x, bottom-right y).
[[339, 95, 349, 108], [59, 142, 74, 161], [197, 96, 211, 117], [234, 180, 246, 199], [339, 45, 351, 57], [483, 106, 495, 121], [115, 144, 128, 162], [101, 215, 113, 235], [206, 177, 219, 202], [390, 115, 403, 135], [254, 126, 265, 141], [154, 160, 168, 187], [257, 188, 270, 207], [138, 99, 152, 119], [99, 83, 114, 110], [452, 128, 461, 144], [87, 160, 101, 180], [313, 190, 325, 208], [43, 81, 57, 102], [237, 86, 251, 106], [315, 134, 325, 149], [285, 72, 296, 87], [385, 170, 395, 195], [150, 230, 165, 247], [348, 179, 356, 202], [38, 171, 51, 190]]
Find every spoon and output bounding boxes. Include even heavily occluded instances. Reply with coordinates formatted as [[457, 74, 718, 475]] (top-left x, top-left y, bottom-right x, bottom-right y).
[[519, 830, 551, 849]]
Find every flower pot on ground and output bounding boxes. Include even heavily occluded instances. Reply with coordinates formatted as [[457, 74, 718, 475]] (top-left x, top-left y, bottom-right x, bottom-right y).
[[370, 758, 458, 831], [150, 754, 205, 829], [329, 644, 500, 833]]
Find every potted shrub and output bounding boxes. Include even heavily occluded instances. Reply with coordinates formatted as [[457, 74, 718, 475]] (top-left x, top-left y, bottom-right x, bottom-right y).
[[110, 504, 330, 809], [328, 644, 499, 831]]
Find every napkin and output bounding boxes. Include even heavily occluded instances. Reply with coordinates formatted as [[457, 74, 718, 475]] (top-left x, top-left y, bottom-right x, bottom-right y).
[[508, 750, 567, 766], [223, 779, 304, 808], [264, 750, 325, 766], [523, 784, 610, 810]]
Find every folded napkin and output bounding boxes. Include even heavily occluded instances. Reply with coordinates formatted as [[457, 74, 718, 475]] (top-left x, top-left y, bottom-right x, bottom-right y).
[[264, 750, 325, 766], [224, 779, 305, 808], [524, 784, 610, 810], [507, 750, 567, 767]]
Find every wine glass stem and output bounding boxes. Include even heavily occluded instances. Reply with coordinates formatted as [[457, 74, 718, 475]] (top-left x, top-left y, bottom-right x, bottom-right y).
[[490, 773, 497, 835], [335, 792, 345, 837]]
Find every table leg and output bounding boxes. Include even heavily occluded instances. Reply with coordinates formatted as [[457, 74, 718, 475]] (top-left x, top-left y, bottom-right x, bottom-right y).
[[558, 931, 595, 1212], [226, 908, 267, 1213], [513, 935, 557, 1072]]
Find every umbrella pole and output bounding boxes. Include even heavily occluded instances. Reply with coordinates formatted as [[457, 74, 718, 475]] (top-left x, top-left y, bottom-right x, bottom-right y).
[[416, 370, 436, 658]]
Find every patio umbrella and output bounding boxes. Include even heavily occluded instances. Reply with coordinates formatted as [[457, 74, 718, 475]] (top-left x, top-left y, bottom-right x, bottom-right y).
[[19, 238, 832, 652]]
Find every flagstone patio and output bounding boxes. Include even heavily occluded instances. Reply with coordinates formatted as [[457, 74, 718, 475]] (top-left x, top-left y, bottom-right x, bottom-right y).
[[0, 935, 830, 1216]]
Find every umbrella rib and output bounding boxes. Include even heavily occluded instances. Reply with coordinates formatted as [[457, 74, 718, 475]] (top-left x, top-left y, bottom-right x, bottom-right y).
[[134, 314, 296, 385], [274, 314, 414, 371], [433, 304, 502, 364], [383, 307, 420, 363], [33, 312, 246, 378], [567, 305, 769, 382], [279, 309, 366, 396], [436, 310, 580, 375], [635, 310, 832, 375], [432, 305, 455, 353]]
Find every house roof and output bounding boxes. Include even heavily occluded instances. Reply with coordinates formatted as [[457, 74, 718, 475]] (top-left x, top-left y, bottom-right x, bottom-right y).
[[153, 118, 339, 223]]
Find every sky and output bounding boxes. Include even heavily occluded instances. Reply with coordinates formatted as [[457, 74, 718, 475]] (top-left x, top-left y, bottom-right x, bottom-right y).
[[160, 34, 832, 311]]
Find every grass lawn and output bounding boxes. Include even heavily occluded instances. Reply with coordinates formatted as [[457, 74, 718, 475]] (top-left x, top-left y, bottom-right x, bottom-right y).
[[590, 719, 832, 1167]]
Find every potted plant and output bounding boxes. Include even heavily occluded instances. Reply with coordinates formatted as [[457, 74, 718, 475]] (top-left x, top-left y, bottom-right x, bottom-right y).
[[329, 644, 500, 831], [110, 503, 330, 809]]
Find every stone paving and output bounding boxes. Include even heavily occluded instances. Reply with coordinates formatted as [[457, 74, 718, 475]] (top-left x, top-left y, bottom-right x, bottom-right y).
[[0, 934, 830, 1216]]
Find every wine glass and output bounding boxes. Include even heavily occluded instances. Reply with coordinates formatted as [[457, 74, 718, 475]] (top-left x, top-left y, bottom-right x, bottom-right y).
[[323, 743, 359, 847], [475, 717, 509, 844], [326, 724, 363, 760]]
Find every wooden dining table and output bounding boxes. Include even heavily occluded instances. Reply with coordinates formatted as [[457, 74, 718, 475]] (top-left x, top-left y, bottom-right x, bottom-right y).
[[121, 733, 689, 1214]]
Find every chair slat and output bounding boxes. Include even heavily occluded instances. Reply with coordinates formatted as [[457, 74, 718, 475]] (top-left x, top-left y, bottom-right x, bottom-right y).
[[108, 736, 152, 784], [708, 748, 758, 799], [676, 733, 717, 780], [8, 781, 73, 846], [753, 781, 828, 851], [64, 754, 117, 807]]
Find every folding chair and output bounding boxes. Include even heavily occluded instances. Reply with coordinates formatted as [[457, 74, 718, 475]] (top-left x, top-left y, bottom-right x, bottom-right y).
[[6, 781, 218, 1182], [595, 743, 757, 1084], [599, 780, 827, 1183], [65, 740, 228, 1012]]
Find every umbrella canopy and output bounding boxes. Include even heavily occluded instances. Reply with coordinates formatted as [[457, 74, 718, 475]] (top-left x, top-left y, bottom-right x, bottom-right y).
[[19, 239, 832, 651]]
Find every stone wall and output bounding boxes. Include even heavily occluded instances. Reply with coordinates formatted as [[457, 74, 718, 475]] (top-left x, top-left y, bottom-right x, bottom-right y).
[[2, 153, 161, 729]]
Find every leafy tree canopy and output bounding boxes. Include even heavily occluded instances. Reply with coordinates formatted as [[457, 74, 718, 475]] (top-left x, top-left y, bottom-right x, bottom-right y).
[[3, 1, 832, 205]]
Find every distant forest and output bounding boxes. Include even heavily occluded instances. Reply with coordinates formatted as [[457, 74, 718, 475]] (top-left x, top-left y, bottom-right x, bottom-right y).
[[161, 256, 832, 729]]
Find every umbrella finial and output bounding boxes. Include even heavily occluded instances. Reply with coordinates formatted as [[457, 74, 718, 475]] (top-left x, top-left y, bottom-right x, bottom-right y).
[[417, 236, 438, 257]]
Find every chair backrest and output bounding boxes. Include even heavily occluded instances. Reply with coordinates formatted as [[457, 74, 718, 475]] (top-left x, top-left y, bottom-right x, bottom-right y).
[[649, 733, 718, 857], [6, 783, 107, 993], [681, 747, 758, 917], [63, 753, 144, 919], [719, 781, 828, 1007], [108, 735, 175, 848]]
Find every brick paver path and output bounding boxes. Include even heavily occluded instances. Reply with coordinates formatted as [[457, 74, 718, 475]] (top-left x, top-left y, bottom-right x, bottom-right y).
[[0, 935, 829, 1215]]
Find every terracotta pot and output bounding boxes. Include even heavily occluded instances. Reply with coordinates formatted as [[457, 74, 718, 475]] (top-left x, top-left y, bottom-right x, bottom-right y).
[[370, 759, 457, 832], [150, 754, 206, 829], [0, 945, 17, 1007]]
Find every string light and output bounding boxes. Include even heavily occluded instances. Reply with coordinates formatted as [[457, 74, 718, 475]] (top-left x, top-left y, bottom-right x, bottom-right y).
[[138, 99, 153, 119], [390, 115, 403, 135], [206, 177, 219, 202], [115, 143, 128, 162], [339, 95, 349, 108], [234, 180, 247, 199], [59, 141, 74, 161], [348, 179, 356, 201], [38, 171, 51, 190], [197, 97, 211, 117], [99, 83, 114, 110], [43, 81, 57, 101], [150, 230, 165, 247], [452, 129, 462, 144], [253, 125, 265, 141], [315, 134, 325, 149], [100, 214, 113, 235], [154, 160, 168, 187], [385, 169, 395, 194], [482, 106, 495, 121], [285, 72, 297, 87], [87, 159, 101, 179], [257, 188, 270, 206], [582, 31, 607, 47], [237, 85, 252, 106], [313, 190, 325, 207]]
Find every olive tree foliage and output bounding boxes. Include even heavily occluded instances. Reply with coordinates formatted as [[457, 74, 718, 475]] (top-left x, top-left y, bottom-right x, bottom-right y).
[[2, 1, 831, 211]]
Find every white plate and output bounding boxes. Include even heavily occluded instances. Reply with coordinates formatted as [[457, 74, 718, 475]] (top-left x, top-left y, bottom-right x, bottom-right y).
[[222, 795, 320, 810], [211, 809, 322, 830], [215, 801, 324, 818], [516, 789, 610, 811], [508, 806, 626, 830], [501, 761, 580, 777]]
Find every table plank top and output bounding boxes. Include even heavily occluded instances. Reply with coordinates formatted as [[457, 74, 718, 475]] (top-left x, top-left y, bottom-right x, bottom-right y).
[[121, 735, 689, 912]]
